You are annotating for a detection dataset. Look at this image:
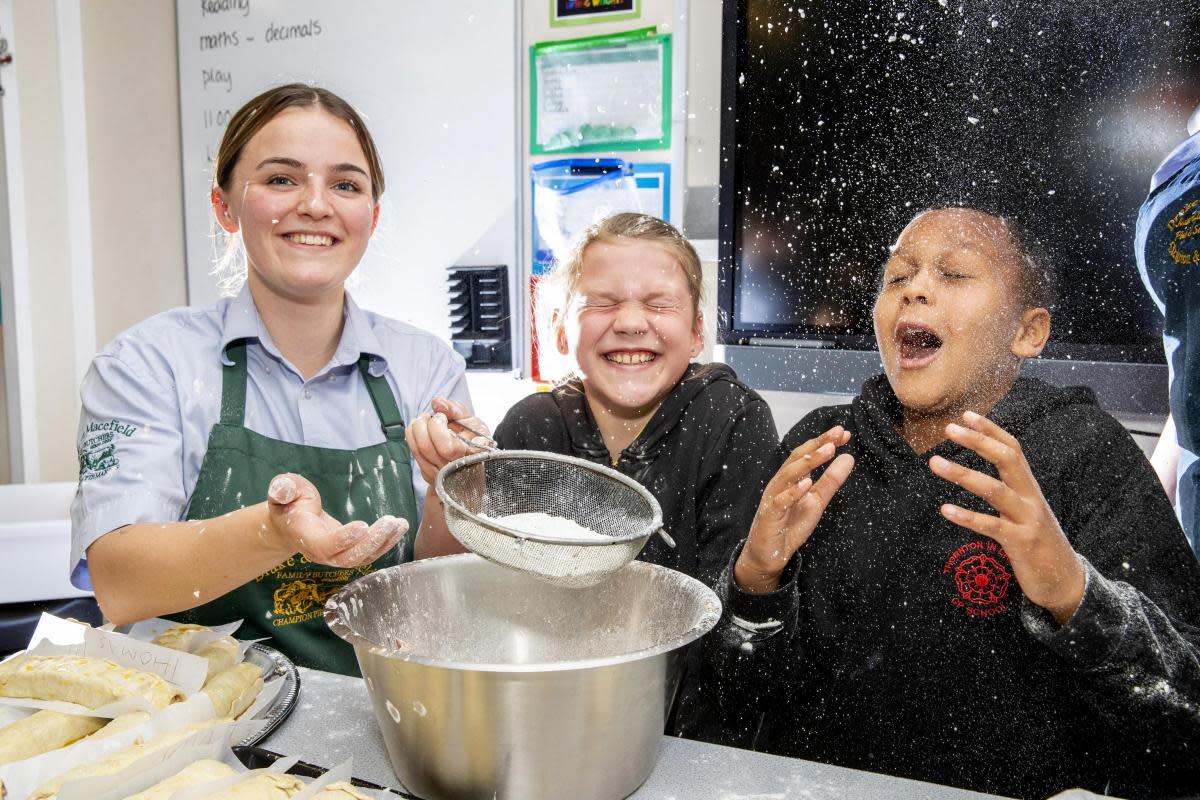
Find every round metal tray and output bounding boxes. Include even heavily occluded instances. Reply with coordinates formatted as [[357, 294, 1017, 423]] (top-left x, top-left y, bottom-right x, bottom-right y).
[[237, 641, 300, 746]]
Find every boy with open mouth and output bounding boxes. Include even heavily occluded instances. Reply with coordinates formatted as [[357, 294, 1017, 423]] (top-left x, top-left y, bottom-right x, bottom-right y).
[[680, 208, 1200, 799]]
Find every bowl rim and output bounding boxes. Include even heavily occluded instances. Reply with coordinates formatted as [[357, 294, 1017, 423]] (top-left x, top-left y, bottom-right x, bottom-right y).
[[323, 554, 723, 673]]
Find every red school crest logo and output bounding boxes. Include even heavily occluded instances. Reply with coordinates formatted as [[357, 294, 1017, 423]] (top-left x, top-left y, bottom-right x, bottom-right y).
[[943, 540, 1012, 618]]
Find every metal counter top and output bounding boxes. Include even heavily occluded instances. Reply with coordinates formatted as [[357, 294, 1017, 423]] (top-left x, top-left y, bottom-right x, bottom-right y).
[[263, 666, 1005, 800]]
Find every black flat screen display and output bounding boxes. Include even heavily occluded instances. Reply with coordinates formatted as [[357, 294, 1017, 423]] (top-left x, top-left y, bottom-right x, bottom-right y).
[[721, 0, 1200, 362]]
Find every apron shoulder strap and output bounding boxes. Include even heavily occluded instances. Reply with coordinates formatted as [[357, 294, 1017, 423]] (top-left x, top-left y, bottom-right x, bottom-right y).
[[220, 340, 249, 426], [359, 356, 406, 441]]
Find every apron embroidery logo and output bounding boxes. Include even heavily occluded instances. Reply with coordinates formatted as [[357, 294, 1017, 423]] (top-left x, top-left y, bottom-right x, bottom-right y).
[[943, 540, 1012, 618], [259, 555, 378, 627], [273, 580, 340, 619], [1167, 198, 1200, 266], [79, 420, 139, 481]]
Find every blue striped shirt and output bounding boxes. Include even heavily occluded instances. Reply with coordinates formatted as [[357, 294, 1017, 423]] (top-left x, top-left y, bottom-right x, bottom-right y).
[[69, 286, 469, 587]]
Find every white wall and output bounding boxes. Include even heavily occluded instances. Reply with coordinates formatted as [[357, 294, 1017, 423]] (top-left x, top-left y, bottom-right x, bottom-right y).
[[3, 0, 186, 482], [81, 2, 187, 350], [4, 1, 187, 483], [685, 1, 721, 189], [0, 328, 9, 485], [12, 0, 77, 483]]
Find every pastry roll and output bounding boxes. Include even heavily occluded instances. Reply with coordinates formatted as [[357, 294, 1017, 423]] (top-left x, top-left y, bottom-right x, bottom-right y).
[[0, 711, 104, 764], [153, 624, 240, 678], [202, 662, 263, 719], [196, 636, 240, 677], [313, 782, 374, 799], [27, 718, 219, 800], [150, 624, 207, 652], [206, 772, 305, 798], [123, 758, 238, 799], [0, 656, 182, 710]]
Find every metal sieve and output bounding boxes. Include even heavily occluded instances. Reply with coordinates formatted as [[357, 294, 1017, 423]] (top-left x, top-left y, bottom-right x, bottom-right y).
[[434, 450, 675, 587]]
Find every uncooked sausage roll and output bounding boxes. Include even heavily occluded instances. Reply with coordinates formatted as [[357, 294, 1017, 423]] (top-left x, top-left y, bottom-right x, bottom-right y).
[[123, 758, 238, 799], [204, 772, 305, 798], [201, 662, 263, 719], [0, 656, 182, 710], [0, 711, 104, 763]]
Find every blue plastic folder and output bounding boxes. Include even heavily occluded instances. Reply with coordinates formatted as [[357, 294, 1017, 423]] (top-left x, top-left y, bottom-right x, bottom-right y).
[[530, 158, 670, 275]]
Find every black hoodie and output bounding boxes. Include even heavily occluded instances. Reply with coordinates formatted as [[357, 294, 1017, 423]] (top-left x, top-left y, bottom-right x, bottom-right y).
[[493, 363, 778, 588], [678, 375, 1200, 800]]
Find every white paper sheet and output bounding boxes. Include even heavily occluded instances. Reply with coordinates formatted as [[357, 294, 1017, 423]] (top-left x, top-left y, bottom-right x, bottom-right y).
[[25, 615, 90, 649], [54, 719, 266, 800], [0, 694, 217, 800], [83, 626, 208, 696]]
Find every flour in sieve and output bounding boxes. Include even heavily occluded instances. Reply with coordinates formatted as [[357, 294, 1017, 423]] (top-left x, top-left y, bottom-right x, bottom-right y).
[[491, 511, 611, 542]]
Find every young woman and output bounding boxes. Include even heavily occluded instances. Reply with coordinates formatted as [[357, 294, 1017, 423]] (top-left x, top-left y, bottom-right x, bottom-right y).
[[417, 213, 778, 588], [69, 84, 482, 674]]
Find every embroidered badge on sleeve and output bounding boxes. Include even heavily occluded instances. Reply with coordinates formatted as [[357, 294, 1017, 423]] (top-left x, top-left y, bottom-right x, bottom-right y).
[[1167, 197, 1200, 266], [79, 420, 138, 481]]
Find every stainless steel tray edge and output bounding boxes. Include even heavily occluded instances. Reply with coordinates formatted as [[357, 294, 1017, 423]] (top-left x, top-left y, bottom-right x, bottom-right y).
[[238, 641, 300, 747]]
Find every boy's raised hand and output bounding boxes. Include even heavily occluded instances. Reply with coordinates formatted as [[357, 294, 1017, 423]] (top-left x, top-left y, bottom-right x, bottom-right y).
[[734, 426, 855, 594], [929, 410, 1086, 625]]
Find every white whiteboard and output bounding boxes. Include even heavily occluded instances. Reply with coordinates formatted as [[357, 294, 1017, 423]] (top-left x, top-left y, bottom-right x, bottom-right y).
[[175, 1, 518, 344]]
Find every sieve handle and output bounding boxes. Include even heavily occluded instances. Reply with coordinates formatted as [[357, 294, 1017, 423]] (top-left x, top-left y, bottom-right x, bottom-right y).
[[451, 431, 498, 453], [655, 527, 676, 548], [451, 417, 493, 443]]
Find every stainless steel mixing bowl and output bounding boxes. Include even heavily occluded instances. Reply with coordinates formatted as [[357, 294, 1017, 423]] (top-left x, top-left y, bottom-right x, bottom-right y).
[[324, 554, 721, 800]]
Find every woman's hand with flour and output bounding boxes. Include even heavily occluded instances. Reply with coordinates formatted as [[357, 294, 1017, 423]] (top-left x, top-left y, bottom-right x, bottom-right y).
[[264, 473, 409, 567]]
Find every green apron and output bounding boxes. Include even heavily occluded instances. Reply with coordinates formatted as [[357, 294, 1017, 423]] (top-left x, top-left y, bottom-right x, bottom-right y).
[[169, 340, 418, 675]]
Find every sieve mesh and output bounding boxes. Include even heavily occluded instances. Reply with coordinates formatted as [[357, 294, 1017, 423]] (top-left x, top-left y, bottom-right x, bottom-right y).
[[435, 450, 664, 587]]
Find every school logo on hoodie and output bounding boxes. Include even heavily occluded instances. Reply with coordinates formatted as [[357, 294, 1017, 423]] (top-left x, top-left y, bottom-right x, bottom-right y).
[[943, 540, 1012, 618]]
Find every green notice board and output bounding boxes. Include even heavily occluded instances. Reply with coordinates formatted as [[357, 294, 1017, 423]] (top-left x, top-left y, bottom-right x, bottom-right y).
[[530, 27, 671, 155]]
